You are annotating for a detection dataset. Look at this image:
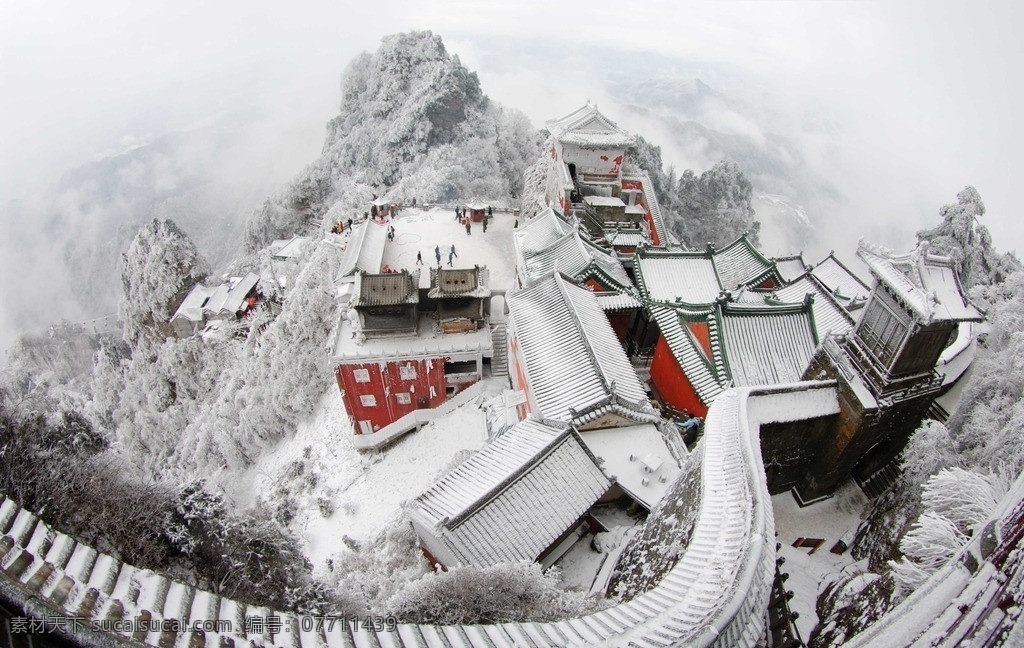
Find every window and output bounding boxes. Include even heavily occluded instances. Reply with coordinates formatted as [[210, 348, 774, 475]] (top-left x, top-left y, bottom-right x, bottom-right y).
[[399, 364, 417, 380], [395, 392, 411, 405], [352, 368, 370, 383], [359, 394, 377, 407], [856, 293, 909, 369]]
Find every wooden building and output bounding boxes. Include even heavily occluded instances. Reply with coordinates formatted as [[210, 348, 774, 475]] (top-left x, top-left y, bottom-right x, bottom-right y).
[[427, 265, 489, 333], [796, 240, 985, 502]]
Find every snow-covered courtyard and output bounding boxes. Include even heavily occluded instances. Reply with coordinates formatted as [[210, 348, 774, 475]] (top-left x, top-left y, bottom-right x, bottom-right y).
[[772, 481, 870, 640], [379, 206, 519, 291]]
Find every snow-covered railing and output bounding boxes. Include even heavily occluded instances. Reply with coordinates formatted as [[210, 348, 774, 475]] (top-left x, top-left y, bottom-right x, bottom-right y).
[[0, 383, 845, 647], [351, 380, 492, 450]]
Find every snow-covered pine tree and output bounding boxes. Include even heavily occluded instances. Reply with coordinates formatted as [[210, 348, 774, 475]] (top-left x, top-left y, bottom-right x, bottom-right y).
[[119, 218, 209, 343], [916, 186, 1021, 288]]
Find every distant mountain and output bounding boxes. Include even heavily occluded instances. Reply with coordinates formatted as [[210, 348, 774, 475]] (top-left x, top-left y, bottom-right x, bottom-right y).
[[244, 31, 541, 251]]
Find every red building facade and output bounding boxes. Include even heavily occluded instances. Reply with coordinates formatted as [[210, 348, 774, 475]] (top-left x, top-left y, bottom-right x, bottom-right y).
[[335, 357, 446, 435]]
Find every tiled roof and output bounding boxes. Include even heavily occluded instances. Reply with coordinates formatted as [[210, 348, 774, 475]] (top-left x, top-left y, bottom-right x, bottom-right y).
[[428, 265, 490, 298], [648, 303, 725, 405], [811, 251, 871, 304], [507, 273, 659, 427], [773, 254, 809, 283], [712, 235, 779, 291], [857, 240, 984, 324], [517, 226, 632, 289], [710, 302, 819, 387], [597, 291, 642, 312], [514, 207, 572, 259], [410, 419, 611, 566], [270, 236, 311, 260], [546, 104, 635, 148], [338, 219, 387, 278], [354, 270, 419, 307], [774, 274, 855, 340], [635, 249, 723, 305], [331, 313, 492, 361], [604, 228, 646, 247]]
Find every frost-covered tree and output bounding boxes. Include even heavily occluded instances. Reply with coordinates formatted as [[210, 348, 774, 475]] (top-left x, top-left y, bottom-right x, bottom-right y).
[[888, 512, 969, 592], [119, 218, 209, 343], [625, 135, 759, 248], [676, 160, 760, 249], [916, 186, 1020, 288]]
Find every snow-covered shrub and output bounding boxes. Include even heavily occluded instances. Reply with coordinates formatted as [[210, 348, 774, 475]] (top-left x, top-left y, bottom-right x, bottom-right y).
[[387, 561, 590, 625]]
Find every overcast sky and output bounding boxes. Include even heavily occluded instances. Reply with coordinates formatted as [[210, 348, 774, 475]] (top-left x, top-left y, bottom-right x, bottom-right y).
[[1, 0, 1021, 264]]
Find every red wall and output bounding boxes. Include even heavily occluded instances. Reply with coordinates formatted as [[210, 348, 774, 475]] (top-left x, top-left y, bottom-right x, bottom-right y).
[[607, 311, 632, 343], [649, 336, 708, 417], [336, 358, 446, 433], [687, 321, 712, 359]]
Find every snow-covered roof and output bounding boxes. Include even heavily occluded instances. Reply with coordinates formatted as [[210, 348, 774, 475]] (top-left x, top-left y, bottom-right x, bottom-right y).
[[410, 419, 610, 567], [337, 219, 387, 278], [331, 312, 492, 362], [465, 199, 488, 210], [604, 228, 646, 248], [811, 251, 871, 304], [270, 236, 311, 260], [354, 270, 419, 307], [513, 207, 573, 257], [773, 254, 809, 283], [710, 302, 819, 387], [206, 273, 259, 316], [546, 104, 635, 148], [634, 236, 781, 306], [172, 283, 220, 323], [507, 273, 659, 427], [712, 234, 779, 291], [773, 274, 856, 340], [857, 240, 984, 324], [171, 273, 259, 323], [580, 424, 682, 511], [583, 195, 626, 208], [516, 224, 633, 290], [597, 291, 642, 312], [427, 265, 490, 299], [648, 303, 725, 405], [635, 249, 723, 304]]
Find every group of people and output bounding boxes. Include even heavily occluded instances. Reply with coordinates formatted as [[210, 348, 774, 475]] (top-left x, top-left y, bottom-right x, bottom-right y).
[[429, 244, 459, 267]]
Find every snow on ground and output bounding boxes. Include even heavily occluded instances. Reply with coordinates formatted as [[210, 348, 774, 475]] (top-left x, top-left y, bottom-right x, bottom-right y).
[[225, 379, 498, 577], [380, 207, 518, 291], [554, 503, 643, 593], [772, 480, 872, 641], [305, 398, 489, 566]]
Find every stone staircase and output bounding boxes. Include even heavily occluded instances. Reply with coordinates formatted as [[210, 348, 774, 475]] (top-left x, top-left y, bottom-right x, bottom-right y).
[[489, 322, 508, 377]]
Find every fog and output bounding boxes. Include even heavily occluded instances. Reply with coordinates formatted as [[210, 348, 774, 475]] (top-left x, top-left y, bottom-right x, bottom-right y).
[[2, 1, 1021, 353]]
